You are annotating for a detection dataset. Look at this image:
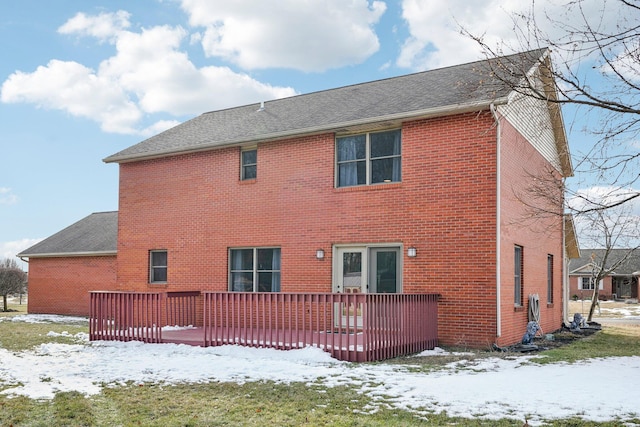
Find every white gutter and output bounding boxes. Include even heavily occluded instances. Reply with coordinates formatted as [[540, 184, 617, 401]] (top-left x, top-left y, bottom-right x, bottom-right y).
[[105, 98, 510, 164], [490, 103, 502, 338], [17, 251, 117, 259]]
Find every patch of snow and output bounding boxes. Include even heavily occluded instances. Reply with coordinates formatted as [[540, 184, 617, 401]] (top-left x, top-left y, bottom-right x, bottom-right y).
[[413, 346, 474, 357], [162, 325, 197, 331], [1, 315, 639, 424], [2, 314, 88, 324], [45, 331, 89, 341]]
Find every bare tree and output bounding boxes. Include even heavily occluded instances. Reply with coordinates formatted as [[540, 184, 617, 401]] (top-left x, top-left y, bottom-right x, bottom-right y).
[[571, 197, 640, 321], [463, 0, 640, 212], [0, 258, 27, 312]]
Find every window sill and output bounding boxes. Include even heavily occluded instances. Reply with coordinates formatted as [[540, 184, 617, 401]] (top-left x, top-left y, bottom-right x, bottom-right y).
[[240, 179, 257, 185], [547, 303, 554, 308], [149, 282, 168, 287], [334, 182, 402, 193], [513, 306, 524, 312]]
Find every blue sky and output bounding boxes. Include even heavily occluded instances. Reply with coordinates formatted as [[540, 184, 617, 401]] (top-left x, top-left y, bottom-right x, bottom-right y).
[[1, 0, 636, 265]]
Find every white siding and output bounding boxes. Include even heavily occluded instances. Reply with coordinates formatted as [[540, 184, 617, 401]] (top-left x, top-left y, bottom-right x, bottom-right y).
[[497, 74, 562, 172]]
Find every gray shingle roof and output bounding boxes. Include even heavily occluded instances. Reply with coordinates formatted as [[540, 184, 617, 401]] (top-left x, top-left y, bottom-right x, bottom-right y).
[[18, 212, 117, 258], [569, 249, 640, 276], [104, 48, 548, 163]]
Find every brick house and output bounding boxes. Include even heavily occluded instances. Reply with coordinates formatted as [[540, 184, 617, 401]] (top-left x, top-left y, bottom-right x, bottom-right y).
[[19, 48, 574, 350], [569, 249, 640, 300], [18, 212, 118, 316]]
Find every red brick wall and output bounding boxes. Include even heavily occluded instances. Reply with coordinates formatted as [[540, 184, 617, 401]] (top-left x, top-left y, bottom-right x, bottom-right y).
[[568, 276, 614, 300], [497, 116, 564, 346], [116, 111, 563, 347], [27, 256, 117, 316]]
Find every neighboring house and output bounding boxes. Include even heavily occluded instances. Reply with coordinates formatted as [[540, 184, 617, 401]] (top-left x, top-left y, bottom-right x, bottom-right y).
[[18, 212, 118, 316], [569, 249, 640, 300], [19, 48, 574, 349], [563, 214, 581, 319]]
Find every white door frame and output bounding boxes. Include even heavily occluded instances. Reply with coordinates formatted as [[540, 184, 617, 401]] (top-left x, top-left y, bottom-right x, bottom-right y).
[[333, 246, 367, 294], [332, 244, 403, 294]]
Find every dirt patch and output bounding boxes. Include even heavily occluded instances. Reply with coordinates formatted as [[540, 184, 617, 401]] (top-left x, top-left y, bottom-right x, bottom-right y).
[[536, 326, 599, 349], [489, 323, 602, 354]]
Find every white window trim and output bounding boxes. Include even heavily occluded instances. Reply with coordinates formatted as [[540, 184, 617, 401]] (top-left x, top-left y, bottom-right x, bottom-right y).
[[331, 243, 404, 294], [578, 277, 604, 290]]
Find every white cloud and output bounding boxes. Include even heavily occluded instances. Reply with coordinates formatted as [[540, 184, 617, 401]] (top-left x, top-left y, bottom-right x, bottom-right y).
[[396, 0, 631, 72], [0, 238, 42, 261], [568, 186, 640, 248], [396, 0, 522, 70], [100, 25, 295, 117], [57, 10, 131, 42], [1, 10, 297, 136], [568, 186, 640, 214], [180, 0, 386, 72], [1, 60, 142, 134], [0, 187, 18, 205]]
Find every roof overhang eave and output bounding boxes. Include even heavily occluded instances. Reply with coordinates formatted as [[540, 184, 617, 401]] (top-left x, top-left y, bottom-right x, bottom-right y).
[[538, 54, 573, 178], [17, 250, 117, 259], [564, 214, 581, 259], [103, 98, 509, 164]]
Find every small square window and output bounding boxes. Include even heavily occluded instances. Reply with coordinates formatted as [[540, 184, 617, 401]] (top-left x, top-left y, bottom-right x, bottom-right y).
[[241, 148, 257, 180], [150, 250, 167, 283]]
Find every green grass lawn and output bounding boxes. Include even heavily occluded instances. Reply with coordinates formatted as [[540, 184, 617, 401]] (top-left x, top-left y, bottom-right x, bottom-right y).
[[0, 300, 27, 315], [1, 309, 639, 427]]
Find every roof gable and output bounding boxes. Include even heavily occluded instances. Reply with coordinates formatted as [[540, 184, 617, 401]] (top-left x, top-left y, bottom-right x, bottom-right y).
[[104, 49, 549, 164], [569, 248, 640, 276], [18, 212, 118, 258]]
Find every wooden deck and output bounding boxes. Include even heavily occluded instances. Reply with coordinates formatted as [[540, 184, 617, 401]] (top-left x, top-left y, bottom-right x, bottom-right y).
[[90, 291, 439, 362], [161, 326, 368, 351]]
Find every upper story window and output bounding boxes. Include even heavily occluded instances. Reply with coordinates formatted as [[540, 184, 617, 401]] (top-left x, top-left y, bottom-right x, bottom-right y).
[[149, 250, 167, 284], [336, 129, 401, 187], [230, 247, 281, 292], [241, 147, 257, 180]]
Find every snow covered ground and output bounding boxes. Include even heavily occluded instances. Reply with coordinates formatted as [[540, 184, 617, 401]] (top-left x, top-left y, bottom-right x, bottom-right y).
[[1, 314, 639, 425]]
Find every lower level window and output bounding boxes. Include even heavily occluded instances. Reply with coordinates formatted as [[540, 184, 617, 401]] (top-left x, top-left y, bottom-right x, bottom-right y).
[[230, 248, 281, 292], [514, 245, 523, 306], [149, 250, 167, 283]]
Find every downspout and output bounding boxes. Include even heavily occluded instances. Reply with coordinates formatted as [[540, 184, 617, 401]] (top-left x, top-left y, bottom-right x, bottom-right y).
[[562, 212, 569, 325], [491, 103, 501, 339], [562, 182, 570, 325]]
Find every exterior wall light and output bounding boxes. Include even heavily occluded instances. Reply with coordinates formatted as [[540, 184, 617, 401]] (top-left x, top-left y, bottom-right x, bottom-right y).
[[316, 249, 325, 260], [407, 247, 417, 258]]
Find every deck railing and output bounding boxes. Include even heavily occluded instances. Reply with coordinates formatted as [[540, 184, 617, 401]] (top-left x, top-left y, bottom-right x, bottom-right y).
[[89, 291, 164, 343], [202, 292, 438, 361], [89, 291, 438, 362], [166, 291, 201, 327]]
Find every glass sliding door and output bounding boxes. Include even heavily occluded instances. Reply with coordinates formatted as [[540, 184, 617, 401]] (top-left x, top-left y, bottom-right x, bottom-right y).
[[332, 246, 401, 330], [370, 248, 400, 293]]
